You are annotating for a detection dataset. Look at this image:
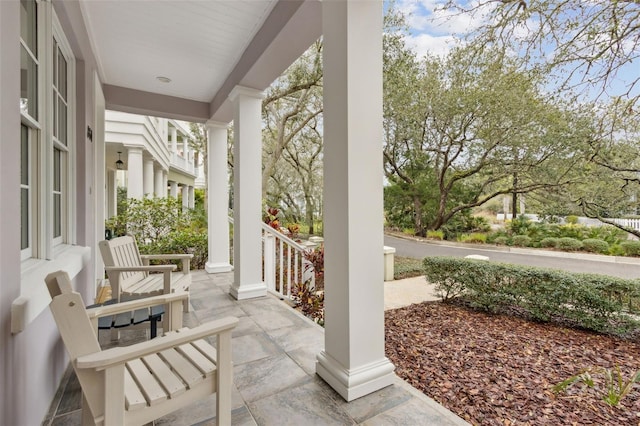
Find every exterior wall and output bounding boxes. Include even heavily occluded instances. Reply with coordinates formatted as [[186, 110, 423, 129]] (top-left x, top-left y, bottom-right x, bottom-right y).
[[0, 2, 22, 424], [0, 2, 100, 424]]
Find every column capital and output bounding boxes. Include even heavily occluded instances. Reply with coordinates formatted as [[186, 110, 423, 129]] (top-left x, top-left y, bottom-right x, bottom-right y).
[[205, 120, 231, 130], [228, 86, 264, 103]]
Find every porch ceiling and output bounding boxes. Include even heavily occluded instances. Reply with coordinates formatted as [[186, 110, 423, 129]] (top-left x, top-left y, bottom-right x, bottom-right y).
[[75, 0, 322, 122]]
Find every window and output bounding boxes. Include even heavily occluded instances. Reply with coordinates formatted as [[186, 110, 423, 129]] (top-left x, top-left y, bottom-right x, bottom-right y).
[[20, 0, 38, 260], [20, 0, 75, 261]]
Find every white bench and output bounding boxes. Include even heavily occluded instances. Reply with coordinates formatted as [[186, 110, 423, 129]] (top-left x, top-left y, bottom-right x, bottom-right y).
[[99, 235, 193, 316]]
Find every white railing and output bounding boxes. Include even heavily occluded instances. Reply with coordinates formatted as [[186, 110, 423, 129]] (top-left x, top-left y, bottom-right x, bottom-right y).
[[262, 223, 317, 300], [610, 218, 640, 232], [171, 152, 196, 174]]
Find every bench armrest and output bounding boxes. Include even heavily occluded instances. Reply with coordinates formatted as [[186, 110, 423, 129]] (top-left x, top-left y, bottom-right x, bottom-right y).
[[141, 254, 194, 260], [76, 316, 239, 369], [104, 265, 177, 272], [86, 292, 188, 318]]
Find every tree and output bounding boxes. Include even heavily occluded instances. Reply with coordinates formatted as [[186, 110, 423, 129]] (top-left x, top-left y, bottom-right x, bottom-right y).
[[443, 0, 640, 106], [383, 21, 584, 235], [261, 40, 324, 231]]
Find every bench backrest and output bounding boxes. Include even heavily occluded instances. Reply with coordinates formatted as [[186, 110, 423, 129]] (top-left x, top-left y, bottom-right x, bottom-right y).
[[99, 235, 148, 288], [45, 271, 104, 418]]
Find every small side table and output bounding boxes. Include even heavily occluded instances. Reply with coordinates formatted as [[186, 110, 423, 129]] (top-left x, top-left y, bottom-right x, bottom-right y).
[[88, 299, 164, 339]]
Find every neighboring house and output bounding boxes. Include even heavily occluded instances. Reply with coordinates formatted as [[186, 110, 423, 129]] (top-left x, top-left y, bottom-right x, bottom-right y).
[[104, 110, 198, 217], [0, 1, 390, 424]]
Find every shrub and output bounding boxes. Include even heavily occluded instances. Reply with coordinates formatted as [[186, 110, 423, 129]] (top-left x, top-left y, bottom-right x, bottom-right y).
[[609, 244, 626, 256], [566, 215, 579, 225], [458, 233, 487, 244], [422, 257, 640, 336], [402, 228, 415, 236], [621, 241, 640, 257], [142, 229, 208, 270], [509, 215, 531, 235], [511, 235, 532, 247], [557, 237, 583, 251], [540, 237, 559, 248], [493, 236, 509, 246], [426, 230, 444, 240], [582, 238, 609, 254]]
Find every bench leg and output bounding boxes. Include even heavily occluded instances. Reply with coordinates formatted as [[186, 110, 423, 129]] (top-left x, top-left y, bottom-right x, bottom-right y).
[[182, 294, 190, 313]]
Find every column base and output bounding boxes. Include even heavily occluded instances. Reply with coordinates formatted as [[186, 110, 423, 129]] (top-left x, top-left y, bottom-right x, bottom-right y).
[[316, 351, 395, 402], [229, 282, 267, 300], [205, 262, 233, 273]]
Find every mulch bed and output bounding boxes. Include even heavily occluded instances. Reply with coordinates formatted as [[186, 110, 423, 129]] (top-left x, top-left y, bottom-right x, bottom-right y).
[[385, 301, 640, 425]]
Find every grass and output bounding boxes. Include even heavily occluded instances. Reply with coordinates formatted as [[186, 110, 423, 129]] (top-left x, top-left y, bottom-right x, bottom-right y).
[[394, 256, 424, 280]]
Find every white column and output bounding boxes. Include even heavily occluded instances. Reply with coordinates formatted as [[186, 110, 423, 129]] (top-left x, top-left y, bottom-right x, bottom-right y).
[[126, 147, 144, 200], [171, 127, 178, 153], [316, 0, 394, 402], [107, 169, 117, 218], [143, 158, 154, 198], [154, 166, 164, 197], [188, 186, 195, 209], [181, 185, 189, 211], [229, 86, 267, 300], [205, 121, 232, 273], [182, 136, 188, 158], [169, 181, 178, 198], [162, 171, 168, 197]]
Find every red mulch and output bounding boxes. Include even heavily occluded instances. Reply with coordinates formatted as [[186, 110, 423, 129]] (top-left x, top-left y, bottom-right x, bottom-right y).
[[385, 301, 640, 426]]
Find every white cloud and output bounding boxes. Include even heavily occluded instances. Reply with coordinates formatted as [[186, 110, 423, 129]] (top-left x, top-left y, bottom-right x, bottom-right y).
[[405, 32, 458, 58]]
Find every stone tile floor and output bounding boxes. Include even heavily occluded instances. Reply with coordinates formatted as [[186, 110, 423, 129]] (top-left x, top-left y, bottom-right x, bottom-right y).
[[43, 271, 469, 425]]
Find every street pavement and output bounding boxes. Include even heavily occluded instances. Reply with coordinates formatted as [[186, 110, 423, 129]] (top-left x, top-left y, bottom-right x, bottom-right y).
[[384, 234, 640, 280]]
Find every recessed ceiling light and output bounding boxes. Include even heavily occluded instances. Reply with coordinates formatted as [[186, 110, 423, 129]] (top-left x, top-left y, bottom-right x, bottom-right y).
[[156, 76, 171, 83]]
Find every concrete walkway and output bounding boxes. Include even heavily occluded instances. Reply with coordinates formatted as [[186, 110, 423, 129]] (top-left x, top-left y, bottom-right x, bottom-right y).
[[384, 276, 440, 311]]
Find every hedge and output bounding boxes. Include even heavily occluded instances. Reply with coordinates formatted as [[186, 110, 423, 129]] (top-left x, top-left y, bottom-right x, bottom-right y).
[[423, 256, 640, 336]]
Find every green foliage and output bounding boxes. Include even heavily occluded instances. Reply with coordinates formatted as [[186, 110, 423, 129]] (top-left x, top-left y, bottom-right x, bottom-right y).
[[458, 233, 487, 244], [105, 197, 191, 245], [620, 241, 640, 257], [423, 256, 640, 336], [143, 229, 208, 270], [509, 215, 532, 235], [511, 235, 532, 247], [553, 366, 640, 407], [539, 237, 559, 248], [557, 237, 583, 251], [493, 236, 509, 245], [582, 239, 609, 254], [566, 215, 579, 225], [426, 230, 444, 240]]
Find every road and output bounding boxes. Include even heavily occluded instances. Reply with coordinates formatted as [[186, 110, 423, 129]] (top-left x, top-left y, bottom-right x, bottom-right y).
[[384, 234, 640, 280]]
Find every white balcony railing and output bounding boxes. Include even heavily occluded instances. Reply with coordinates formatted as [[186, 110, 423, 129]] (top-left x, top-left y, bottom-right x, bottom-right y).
[[171, 152, 196, 174], [262, 223, 317, 300]]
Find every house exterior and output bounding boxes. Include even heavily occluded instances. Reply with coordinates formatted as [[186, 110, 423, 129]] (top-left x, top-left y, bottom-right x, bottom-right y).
[[0, 1, 391, 424], [104, 110, 199, 218]]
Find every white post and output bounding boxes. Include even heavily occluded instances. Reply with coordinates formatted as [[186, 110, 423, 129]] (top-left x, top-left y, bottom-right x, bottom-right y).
[[126, 147, 144, 200], [228, 86, 267, 300], [181, 185, 189, 211], [162, 170, 168, 197], [171, 126, 178, 153], [263, 234, 275, 292], [188, 186, 195, 209], [205, 121, 233, 273], [316, 0, 395, 402], [154, 167, 164, 197], [169, 181, 178, 199], [107, 169, 117, 218], [143, 158, 154, 198]]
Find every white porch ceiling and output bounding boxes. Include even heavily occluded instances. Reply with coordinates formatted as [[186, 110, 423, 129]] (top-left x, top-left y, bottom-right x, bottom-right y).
[[80, 1, 276, 103], [73, 0, 322, 122]]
